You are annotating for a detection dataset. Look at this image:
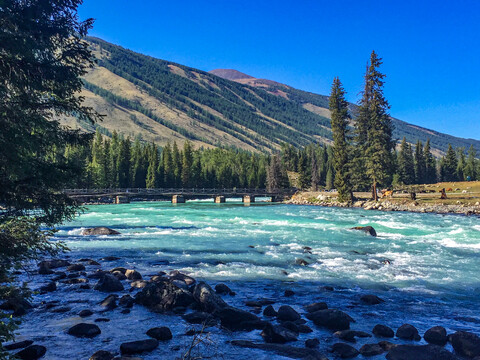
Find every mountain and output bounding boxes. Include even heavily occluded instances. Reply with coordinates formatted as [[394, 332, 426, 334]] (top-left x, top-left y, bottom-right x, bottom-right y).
[[66, 37, 480, 155]]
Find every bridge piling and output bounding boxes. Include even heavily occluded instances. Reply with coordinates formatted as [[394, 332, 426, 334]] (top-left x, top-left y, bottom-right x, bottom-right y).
[[172, 195, 185, 204], [214, 196, 226, 203], [242, 195, 255, 203]]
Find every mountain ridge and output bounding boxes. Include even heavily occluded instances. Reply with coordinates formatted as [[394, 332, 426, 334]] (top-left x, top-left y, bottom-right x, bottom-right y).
[[63, 37, 480, 155]]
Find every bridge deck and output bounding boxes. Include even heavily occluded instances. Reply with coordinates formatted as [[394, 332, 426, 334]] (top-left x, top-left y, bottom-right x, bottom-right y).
[[63, 188, 297, 198]]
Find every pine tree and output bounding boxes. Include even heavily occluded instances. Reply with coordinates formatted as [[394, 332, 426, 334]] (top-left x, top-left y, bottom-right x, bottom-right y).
[[424, 139, 437, 184], [130, 137, 146, 188], [456, 148, 466, 181], [181, 141, 194, 187], [172, 142, 182, 187], [361, 51, 394, 200], [351, 65, 371, 191], [266, 155, 289, 191], [146, 144, 158, 188], [297, 151, 311, 189], [162, 142, 174, 187], [397, 138, 415, 185], [465, 145, 477, 181], [442, 144, 458, 181], [117, 138, 131, 188], [414, 140, 426, 184], [329, 77, 353, 202]]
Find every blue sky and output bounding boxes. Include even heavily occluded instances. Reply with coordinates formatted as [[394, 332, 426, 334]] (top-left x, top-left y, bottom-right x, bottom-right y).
[[79, 0, 480, 140]]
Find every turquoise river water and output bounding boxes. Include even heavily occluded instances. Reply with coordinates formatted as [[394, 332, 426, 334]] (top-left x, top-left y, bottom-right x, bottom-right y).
[[16, 200, 480, 359]]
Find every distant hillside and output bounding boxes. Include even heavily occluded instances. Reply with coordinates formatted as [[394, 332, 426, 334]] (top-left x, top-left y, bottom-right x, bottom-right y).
[[63, 37, 480, 155]]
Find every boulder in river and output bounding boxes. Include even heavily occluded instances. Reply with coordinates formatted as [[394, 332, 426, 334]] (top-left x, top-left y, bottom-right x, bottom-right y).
[[146, 326, 172, 341], [99, 295, 117, 310], [373, 324, 394, 338], [449, 331, 480, 358], [38, 259, 70, 269], [67, 323, 101, 338], [386, 344, 457, 360], [305, 338, 320, 348], [231, 340, 329, 360], [351, 226, 377, 237], [261, 323, 298, 344], [135, 280, 195, 311], [331, 342, 359, 358], [3, 340, 34, 351], [334, 330, 371, 342], [94, 273, 124, 292], [193, 281, 227, 313], [396, 324, 420, 341], [424, 326, 448, 346], [79, 309, 93, 317], [125, 269, 142, 280], [305, 302, 328, 313], [217, 306, 263, 331], [306, 309, 354, 331], [119, 294, 134, 308], [67, 263, 86, 272], [182, 311, 217, 326], [263, 305, 277, 317], [15, 345, 47, 360], [214, 283, 233, 295], [120, 339, 159, 355], [40, 282, 56, 293], [81, 227, 120, 235], [360, 294, 384, 305], [277, 305, 301, 322], [88, 350, 114, 360], [359, 343, 384, 356]]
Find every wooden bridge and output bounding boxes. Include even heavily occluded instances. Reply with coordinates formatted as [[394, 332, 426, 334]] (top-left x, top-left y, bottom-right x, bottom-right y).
[[63, 188, 298, 204]]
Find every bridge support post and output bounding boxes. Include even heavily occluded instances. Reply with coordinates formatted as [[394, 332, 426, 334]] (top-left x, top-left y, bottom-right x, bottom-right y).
[[115, 195, 130, 204], [270, 196, 279, 203], [214, 196, 225, 203], [172, 195, 185, 204], [243, 195, 255, 203]]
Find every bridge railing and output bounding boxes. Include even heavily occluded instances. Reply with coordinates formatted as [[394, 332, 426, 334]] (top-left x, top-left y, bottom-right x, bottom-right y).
[[63, 188, 298, 196]]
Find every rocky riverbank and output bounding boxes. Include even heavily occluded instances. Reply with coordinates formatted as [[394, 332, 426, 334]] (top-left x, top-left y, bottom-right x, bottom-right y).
[[286, 193, 480, 216], [3, 239, 480, 359]]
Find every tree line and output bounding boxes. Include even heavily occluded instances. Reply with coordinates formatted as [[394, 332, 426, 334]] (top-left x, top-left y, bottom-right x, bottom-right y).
[[66, 129, 268, 189]]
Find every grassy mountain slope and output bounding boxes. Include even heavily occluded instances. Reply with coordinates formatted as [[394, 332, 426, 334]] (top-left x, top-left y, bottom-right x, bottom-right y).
[[64, 37, 480, 155]]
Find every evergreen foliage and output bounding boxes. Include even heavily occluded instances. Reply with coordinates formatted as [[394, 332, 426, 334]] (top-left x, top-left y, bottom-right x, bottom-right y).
[[329, 77, 353, 202], [0, 0, 98, 351]]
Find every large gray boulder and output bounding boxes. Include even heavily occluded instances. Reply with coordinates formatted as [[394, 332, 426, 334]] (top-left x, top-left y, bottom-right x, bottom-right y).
[[120, 339, 159, 355], [261, 323, 298, 344], [81, 227, 120, 235], [306, 309, 354, 331], [386, 344, 456, 360], [277, 305, 301, 322], [450, 331, 480, 358], [192, 281, 227, 313], [216, 306, 264, 331], [94, 273, 124, 292], [67, 323, 101, 338], [351, 226, 377, 237], [424, 326, 448, 346], [135, 281, 195, 311]]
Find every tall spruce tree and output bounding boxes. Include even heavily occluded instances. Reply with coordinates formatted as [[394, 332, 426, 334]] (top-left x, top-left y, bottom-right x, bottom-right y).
[[424, 139, 437, 184], [266, 155, 289, 191], [456, 148, 466, 181], [414, 140, 426, 184], [146, 144, 158, 188], [442, 144, 458, 181], [0, 0, 99, 345], [360, 51, 394, 200], [329, 77, 353, 202], [181, 141, 194, 187], [397, 138, 414, 185], [465, 145, 477, 181]]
